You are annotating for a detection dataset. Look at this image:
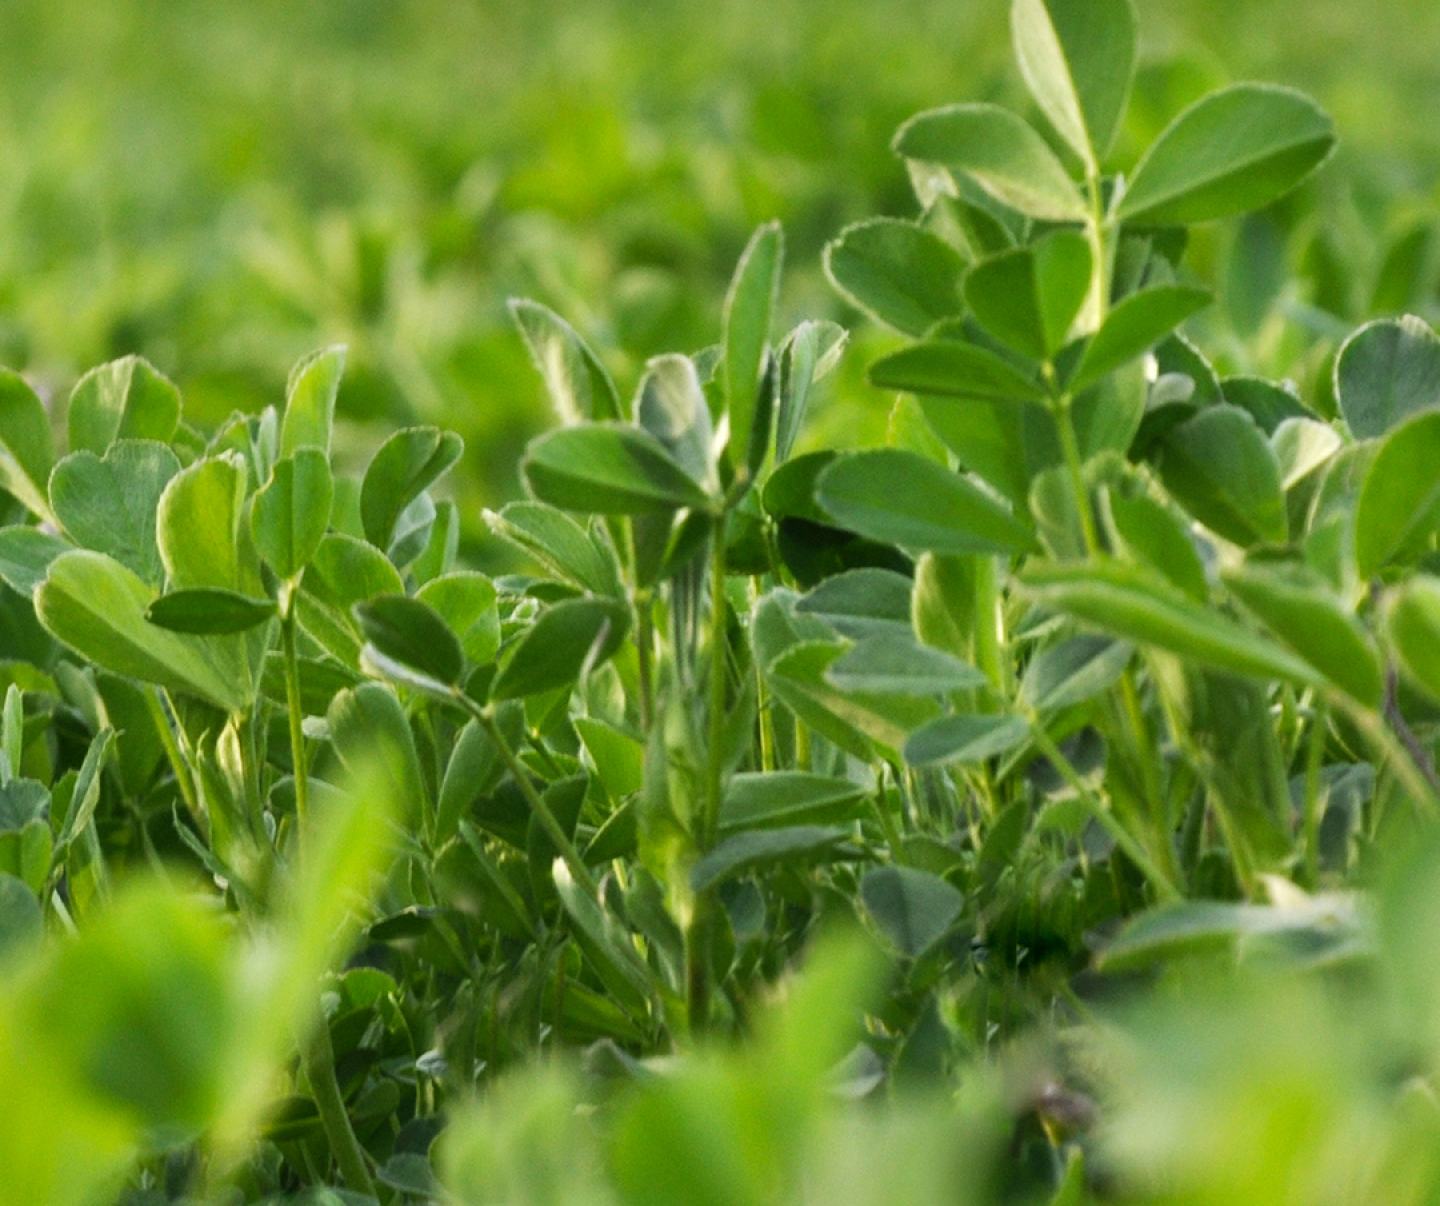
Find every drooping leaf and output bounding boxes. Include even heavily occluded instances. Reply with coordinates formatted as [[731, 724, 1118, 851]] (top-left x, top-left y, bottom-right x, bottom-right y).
[[35, 551, 246, 712], [1020, 559, 1321, 686], [66, 355, 181, 456], [860, 865, 965, 957], [690, 825, 852, 892], [355, 595, 463, 698], [1224, 564, 1382, 705], [817, 449, 1037, 556], [250, 449, 333, 581], [146, 589, 276, 636], [1117, 84, 1335, 226], [1334, 316, 1440, 440], [1019, 634, 1133, 712], [824, 218, 967, 336], [360, 426, 464, 551], [509, 300, 621, 424], [483, 501, 622, 597], [963, 230, 1093, 360], [416, 572, 500, 665], [523, 423, 710, 515], [1011, 0, 1137, 166], [904, 713, 1029, 767], [794, 569, 914, 640], [491, 597, 630, 701], [826, 634, 987, 696], [894, 104, 1088, 221]]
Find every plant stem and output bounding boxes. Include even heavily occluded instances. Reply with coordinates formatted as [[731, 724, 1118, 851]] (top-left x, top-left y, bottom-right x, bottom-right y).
[[1303, 700, 1328, 888], [703, 519, 729, 849], [301, 1018, 376, 1196], [635, 591, 655, 731], [145, 687, 204, 833], [281, 609, 310, 841], [462, 698, 600, 897]]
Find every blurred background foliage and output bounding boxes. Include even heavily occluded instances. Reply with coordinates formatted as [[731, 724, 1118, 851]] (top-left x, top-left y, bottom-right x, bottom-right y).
[[3, 0, 1439, 547]]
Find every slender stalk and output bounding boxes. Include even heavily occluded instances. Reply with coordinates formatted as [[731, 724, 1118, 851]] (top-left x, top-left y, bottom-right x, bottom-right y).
[[635, 591, 656, 731], [281, 610, 310, 838], [301, 1019, 376, 1195], [1053, 394, 1101, 555], [145, 687, 204, 832], [460, 697, 600, 897], [703, 521, 729, 848], [1303, 700, 1328, 888]]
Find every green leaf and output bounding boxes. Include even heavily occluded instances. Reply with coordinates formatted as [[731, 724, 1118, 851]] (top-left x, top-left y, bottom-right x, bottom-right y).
[[1224, 564, 1382, 706], [634, 353, 716, 492], [904, 713, 1030, 767], [723, 221, 784, 472], [250, 450, 333, 580], [326, 682, 428, 824], [795, 569, 913, 640], [483, 501, 622, 597], [1355, 411, 1440, 578], [817, 449, 1037, 556], [963, 230, 1093, 360], [1158, 405, 1287, 547], [491, 597, 630, 701], [0, 873, 41, 961], [1387, 577, 1440, 703], [297, 533, 405, 667], [690, 825, 851, 892], [719, 772, 870, 834], [0, 369, 54, 521], [1011, 0, 1137, 166], [509, 299, 621, 424], [775, 320, 847, 463], [860, 865, 965, 957], [1334, 316, 1440, 440], [1117, 84, 1335, 226], [279, 345, 346, 457], [157, 455, 260, 593], [35, 550, 247, 712], [823, 218, 967, 336], [894, 103, 1087, 221], [523, 423, 711, 515], [1020, 559, 1321, 686], [356, 595, 464, 696], [48, 440, 180, 586], [146, 589, 276, 636], [552, 858, 654, 1016], [360, 426, 464, 551], [1071, 285, 1212, 391], [1019, 635, 1133, 711], [0, 526, 72, 597], [870, 339, 1048, 404], [826, 634, 987, 696], [66, 355, 181, 456], [416, 572, 500, 665], [1102, 489, 1207, 600]]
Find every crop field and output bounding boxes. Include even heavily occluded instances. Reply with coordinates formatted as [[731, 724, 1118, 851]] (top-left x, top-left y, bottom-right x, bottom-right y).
[[7, 0, 1440, 1202]]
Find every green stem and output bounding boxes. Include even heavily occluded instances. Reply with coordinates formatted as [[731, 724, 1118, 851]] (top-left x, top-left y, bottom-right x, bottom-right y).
[[1028, 716, 1181, 901], [703, 520, 729, 848], [1053, 394, 1101, 556], [281, 610, 310, 839], [145, 688, 204, 834], [463, 699, 600, 897], [1303, 700, 1328, 888], [635, 591, 655, 732], [302, 1018, 376, 1195]]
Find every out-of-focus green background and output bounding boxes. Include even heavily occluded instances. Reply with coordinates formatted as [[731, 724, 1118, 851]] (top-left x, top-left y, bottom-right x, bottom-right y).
[[3, 0, 1436, 537]]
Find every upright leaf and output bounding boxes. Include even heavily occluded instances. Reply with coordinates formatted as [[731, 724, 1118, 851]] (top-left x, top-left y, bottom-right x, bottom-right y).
[[1011, 0, 1137, 166], [509, 300, 621, 424], [250, 450, 334, 581], [279, 345, 346, 457], [491, 597, 630, 701], [1158, 405, 1288, 547], [66, 355, 181, 456], [1354, 410, 1440, 578], [360, 427, 463, 552], [0, 369, 55, 521], [963, 230, 1093, 360], [1334, 316, 1440, 440], [723, 222, 784, 473]]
